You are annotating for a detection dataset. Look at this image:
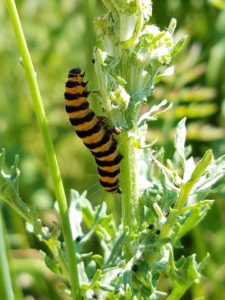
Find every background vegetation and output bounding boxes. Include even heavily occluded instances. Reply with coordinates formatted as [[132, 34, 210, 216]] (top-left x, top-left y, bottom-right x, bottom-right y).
[[0, 0, 225, 299]]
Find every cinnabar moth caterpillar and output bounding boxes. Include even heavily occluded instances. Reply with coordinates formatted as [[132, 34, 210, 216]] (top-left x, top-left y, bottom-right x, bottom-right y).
[[64, 68, 122, 193]]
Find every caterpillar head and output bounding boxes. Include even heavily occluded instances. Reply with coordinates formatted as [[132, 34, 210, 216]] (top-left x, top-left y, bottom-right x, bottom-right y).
[[69, 68, 81, 75]]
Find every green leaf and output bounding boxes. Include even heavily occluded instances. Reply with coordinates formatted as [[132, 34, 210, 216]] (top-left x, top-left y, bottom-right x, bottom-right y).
[[103, 227, 130, 269], [134, 260, 153, 289], [70, 190, 95, 229], [124, 283, 132, 299], [167, 18, 177, 35], [154, 66, 174, 84], [194, 154, 225, 196], [177, 200, 214, 239], [138, 99, 172, 127], [160, 170, 178, 212], [69, 190, 85, 240], [92, 255, 104, 267], [168, 254, 202, 300], [89, 269, 102, 289], [0, 150, 31, 223], [171, 35, 188, 58], [42, 252, 60, 274], [191, 150, 213, 182], [174, 118, 187, 168]]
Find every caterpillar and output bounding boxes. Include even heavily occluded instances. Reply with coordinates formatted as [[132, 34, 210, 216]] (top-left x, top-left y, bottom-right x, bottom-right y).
[[64, 68, 122, 193]]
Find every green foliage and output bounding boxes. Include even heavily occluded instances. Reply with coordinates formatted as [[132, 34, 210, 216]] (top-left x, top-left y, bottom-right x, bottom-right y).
[[94, 1, 185, 129], [0, 149, 67, 279], [1, 0, 225, 299], [1, 115, 225, 299], [67, 115, 224, 299]]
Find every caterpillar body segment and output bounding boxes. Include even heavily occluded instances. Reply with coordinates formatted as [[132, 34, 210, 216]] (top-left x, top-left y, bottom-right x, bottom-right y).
[[64, 68, 122, 193]]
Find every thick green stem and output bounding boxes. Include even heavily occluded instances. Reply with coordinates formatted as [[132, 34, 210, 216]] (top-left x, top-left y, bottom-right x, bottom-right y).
[[0, 209, 14, 300], [5, 1, 80, 299], [119, 131, 139, 231]]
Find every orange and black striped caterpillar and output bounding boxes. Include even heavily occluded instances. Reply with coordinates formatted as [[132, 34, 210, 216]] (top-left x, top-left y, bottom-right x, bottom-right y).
[[64, 68, 122, 193]]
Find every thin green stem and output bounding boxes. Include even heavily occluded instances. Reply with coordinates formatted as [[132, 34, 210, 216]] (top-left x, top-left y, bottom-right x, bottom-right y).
[[0, 209, 14, 300], [5, 1, 80, 299], [160, 182, 193, 239], [2, 212, 24, 300], [84, 0, 96, 73]]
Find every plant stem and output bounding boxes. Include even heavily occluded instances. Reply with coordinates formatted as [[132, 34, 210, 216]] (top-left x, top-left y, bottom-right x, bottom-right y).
[[160, 150, 212, 240], [119, 131, 139, 231], [167, 285, 188, 300], [0, 209, 14, 300], [160, 182, 193, 239], [5, 1, 80, 299], [84, 0, 96, 73]]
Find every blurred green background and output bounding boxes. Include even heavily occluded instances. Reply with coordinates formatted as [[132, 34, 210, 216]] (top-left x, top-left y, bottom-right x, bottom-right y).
[[0, 0, 225, 299]]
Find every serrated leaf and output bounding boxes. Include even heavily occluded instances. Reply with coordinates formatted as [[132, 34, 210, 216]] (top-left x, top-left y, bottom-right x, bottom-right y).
[[0, 150, 32, 223], [103, 227, 130, 269], [177, 200, 214, 239], [168, 254, 202, 300]]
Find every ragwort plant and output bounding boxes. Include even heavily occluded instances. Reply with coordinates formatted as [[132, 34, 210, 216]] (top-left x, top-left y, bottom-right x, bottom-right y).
[[1, 0, 225, 299]]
